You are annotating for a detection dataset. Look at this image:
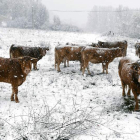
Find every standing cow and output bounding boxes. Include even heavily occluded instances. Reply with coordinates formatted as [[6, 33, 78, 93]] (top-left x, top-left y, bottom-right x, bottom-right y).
[[10, 44, 49, 70], [98, 40, 127, 57], [0, 56, 37, 103], [81, 47, 123, 75], [118, 57, 140, 111], [55, 45, 84, 72]]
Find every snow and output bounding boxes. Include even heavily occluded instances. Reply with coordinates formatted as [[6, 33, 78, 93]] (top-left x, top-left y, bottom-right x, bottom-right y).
[[0, 28, 140, 140]]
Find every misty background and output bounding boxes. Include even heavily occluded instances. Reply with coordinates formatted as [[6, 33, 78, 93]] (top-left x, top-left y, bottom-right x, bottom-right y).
[[0, 0, 140, 37]]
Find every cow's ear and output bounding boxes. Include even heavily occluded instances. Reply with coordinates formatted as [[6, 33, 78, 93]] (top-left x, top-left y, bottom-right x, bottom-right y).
[[46, 47, 49, 51], [43, 47, 49, 51], [30, 58, 38, 63]]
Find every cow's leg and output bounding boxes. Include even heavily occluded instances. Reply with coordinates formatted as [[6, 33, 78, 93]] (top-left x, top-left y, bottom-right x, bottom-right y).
[[132, 89, 139, 111], [12, 86, 19, 103], [64, 59, 66, 67], [55, 63, 57, 69], [67, 60, 69, 67], [33, 62, 38, 70], [57, 61, 61, 72], [82, 62, 86, 75], [87, 64, 91, 74], [127, 86, 131, 96], [15, 87, 19, 103], [55, 58, 57, 69], [11, 87, 15, 101], [106, 63, 109, 74], [121, 81, 126, 97], [102, 63, 105, 73], [80, 62, 82, 71], [82, 67, 85, 75], [82, 61, 90, 75]]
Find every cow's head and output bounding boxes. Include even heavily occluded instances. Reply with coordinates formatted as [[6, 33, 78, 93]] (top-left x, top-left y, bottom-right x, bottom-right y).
[[18, 56, 38, 75], [41, 47, 49, 56], [131, 61, 140, 83]]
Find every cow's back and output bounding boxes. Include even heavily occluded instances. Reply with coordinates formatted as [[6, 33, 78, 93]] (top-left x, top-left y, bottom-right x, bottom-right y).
[[22, 47, 41, 59], [66, 46, 84, 61], [82, 47, 121, 63], [10, 45, 42, 60]]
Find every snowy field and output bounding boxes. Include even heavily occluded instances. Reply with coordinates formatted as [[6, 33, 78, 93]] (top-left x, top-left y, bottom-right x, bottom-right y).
[[0, 28, 140, 140]]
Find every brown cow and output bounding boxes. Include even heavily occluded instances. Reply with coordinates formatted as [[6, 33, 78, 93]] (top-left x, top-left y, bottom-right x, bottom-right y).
[[81, 47, 123, 75], [55, 45, 84, 72], [118, 57, 140, 111], [135, 43, 140, 58], [98, 40, 127, 57], [10, 44, 49, 70], [0, 56, 37, 103]]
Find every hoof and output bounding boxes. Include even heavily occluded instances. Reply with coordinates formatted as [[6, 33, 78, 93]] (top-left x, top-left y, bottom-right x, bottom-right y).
[[15, 100, 19, 103], [134, 109, 140, 112], [33, 68, 39, 71]]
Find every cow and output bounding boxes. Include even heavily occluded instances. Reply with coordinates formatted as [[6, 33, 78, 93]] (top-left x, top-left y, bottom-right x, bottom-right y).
[[0, 56, 37, 103], [135, 43, 140, 58], [10, 44, 49, 70], [118, 57, 140, 111], [98, 40, 127, 57], [81, 47, 123, 75], [63, 43, 98, 67], [55, 45, 84, 72]]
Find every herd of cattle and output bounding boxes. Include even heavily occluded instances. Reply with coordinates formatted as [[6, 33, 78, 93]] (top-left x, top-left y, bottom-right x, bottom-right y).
[[1, 41, 140, 111]]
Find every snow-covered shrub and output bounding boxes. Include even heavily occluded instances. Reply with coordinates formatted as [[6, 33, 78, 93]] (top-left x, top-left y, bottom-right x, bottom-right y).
[[2, 101, 104, 140]]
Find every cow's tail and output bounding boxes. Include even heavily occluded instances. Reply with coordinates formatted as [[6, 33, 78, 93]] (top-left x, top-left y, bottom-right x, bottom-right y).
[[118, 60, 121, 70], [10, 44, 15, 58], [118, 59, 122, 79]]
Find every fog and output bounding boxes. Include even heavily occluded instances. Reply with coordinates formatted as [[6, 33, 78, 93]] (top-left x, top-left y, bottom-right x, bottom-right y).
[[42, 0, 140, 28], [1, 0, 140, 35]]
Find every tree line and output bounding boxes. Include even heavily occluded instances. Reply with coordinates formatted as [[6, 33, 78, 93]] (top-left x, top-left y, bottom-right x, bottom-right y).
[[0, 0, 80, 32], [87, 5, 140, 37]]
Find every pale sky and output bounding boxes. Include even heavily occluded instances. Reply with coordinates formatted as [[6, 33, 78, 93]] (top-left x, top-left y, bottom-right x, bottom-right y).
[[42, 0, 140, 28]]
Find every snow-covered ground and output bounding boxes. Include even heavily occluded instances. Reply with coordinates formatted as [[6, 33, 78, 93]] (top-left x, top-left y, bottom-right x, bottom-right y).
[[0, 28, 140, 140]]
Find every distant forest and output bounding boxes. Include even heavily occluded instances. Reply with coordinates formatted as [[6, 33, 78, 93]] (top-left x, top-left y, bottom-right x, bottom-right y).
[[0, 0, 80, 32], [1, 0, 140, 37], [87, 5, 140, 37]]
